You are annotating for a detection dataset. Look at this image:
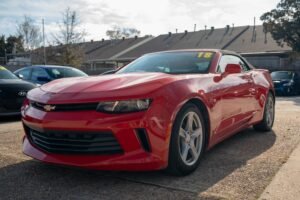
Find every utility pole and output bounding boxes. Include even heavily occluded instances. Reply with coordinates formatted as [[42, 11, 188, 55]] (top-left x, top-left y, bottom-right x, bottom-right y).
[[42, 18, 46, 65]]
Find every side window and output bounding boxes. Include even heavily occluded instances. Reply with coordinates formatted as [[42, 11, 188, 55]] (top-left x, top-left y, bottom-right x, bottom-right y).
[[217, 55, 232, 73], [237, 58, 250, 72], [217, 55, 250, 73], [16, 68, 31, 80], [31, 68, 49, 81]]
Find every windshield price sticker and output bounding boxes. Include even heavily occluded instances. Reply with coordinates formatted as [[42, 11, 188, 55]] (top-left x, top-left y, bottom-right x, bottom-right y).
[[204, 52, 213, 58], [198, 52, 213, 59], [197, 52, 204, 58]]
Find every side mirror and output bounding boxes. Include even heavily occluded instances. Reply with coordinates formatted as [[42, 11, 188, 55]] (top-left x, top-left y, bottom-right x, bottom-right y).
[[224, 64, 242, 74], [17, 74, 24, 79], [37, 76, 50, 82]]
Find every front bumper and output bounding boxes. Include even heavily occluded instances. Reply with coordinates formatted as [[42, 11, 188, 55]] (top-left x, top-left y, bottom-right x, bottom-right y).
[[274, 86, 293, 95], [22, 103, 172, 171]]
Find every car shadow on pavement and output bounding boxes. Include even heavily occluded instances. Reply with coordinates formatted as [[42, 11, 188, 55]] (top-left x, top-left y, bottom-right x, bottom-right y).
[[0, 128, 276, 199]]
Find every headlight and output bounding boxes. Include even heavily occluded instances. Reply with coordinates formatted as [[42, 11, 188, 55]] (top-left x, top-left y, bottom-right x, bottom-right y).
[[283, 80, 294, 86], [96, 99, 152, 113], [21, 98, 30, 117]]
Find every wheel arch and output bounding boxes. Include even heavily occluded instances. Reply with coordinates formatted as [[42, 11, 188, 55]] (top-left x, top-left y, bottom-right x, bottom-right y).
[[269, 89, 275, 103], [184, 98, 211, 150]]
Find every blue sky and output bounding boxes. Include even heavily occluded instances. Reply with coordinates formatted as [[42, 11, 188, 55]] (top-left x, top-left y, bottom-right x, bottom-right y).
[[0, 0, 278, 44]]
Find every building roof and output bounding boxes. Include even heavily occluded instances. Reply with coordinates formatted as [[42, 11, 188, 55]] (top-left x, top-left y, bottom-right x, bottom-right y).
[[31, 25, 292, 66], [85, 36, 151, 62], [119, 26, 249, 59], [225, 25, 292, 53]]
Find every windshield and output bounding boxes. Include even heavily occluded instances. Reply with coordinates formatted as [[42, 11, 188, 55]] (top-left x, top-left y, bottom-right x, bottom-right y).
[[0, 66, 18, 79], [271, 71, 294, 80], [117, 51, 215, 74], [47, 67, 88, 79]]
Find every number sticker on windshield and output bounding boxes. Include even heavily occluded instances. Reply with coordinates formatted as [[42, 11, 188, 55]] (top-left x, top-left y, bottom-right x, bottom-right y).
[[198, 52, 213, 59], [204, 52, 213, 58], [197, 52, 204, 58], [0, 66, 6, 70]]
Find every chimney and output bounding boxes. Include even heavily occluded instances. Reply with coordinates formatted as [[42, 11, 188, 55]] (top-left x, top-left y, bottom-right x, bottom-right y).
[[194, 24, 197, 32], [230, 23, 234, 35], [122, 37, 125, 40], [102, 38, 105, 42], [184, 30, 188, 34], [90, 39, 93, 43], [175, 28, 178, 33], [168, 32, 172, 37], [208, 26, 214, 35], [225, 25, 230, 34], [134, 35, 138, 40]]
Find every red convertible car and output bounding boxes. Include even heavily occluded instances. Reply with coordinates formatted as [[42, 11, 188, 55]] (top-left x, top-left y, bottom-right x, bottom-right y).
[[21, 49, 275, 175]]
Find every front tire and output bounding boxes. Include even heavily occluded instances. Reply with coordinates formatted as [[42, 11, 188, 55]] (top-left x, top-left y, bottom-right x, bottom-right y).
[[167, 103, 206, 176], [253, 93, 275, 132]]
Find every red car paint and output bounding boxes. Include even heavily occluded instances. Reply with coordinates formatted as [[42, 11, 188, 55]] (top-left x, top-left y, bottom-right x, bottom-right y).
[[22, 49, 274, 171]]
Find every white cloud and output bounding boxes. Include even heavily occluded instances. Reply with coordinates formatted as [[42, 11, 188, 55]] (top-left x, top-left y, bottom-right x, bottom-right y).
[[0, 0, 279, 43]]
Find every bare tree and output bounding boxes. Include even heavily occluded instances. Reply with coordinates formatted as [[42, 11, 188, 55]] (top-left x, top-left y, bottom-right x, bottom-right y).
[[17, 15, 42, 51], [106, 26, 141, 40], [52, 7, 86, 68]]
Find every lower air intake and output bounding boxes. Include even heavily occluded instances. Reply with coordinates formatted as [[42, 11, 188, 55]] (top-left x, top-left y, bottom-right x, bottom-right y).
[[26, 127, 123, 155]]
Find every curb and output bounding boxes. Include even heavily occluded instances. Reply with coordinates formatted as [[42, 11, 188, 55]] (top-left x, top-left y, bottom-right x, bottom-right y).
[[259, 142, 300, 200]]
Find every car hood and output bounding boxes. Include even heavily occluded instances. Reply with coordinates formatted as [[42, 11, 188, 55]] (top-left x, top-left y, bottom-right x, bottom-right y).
[[28, 73, 187, 103], [40, 73, 177, 93], [0, 79, 36, 89], [272, 79, 290, 84]]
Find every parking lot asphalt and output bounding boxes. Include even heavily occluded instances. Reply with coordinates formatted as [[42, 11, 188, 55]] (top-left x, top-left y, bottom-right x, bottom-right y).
[[0, 96, 300, 200]]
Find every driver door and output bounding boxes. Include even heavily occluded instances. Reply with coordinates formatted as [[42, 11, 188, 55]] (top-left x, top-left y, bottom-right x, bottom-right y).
[[213, 55, 255, 140]]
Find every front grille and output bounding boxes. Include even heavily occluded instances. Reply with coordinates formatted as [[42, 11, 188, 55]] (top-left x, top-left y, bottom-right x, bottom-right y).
[[31, 101, 98, 112], [26, 127, 123, 154], [0, 89, 27, 110], [0, 97, 25, 111]]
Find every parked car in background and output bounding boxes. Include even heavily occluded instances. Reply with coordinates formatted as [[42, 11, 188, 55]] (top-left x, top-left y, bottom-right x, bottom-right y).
[[271, 71, 300, 95], [0, 66, 36, 116], [22, 49, 275, 175], [14, 65, 88, 85]]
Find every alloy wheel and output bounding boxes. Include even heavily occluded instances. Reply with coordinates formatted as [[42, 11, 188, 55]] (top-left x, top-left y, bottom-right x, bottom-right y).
[[178, 111, 203, 166]]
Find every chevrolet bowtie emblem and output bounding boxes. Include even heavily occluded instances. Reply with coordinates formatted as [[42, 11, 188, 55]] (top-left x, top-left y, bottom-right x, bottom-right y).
[[43, 105, 56, 112]]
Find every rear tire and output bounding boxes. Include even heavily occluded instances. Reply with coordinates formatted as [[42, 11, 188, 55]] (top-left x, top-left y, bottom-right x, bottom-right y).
[[167, 103, 206, 176], [253, 93, 275, 132]]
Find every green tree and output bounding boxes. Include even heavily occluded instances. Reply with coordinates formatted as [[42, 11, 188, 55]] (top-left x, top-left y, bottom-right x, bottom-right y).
[[260, 0, 300, 51], [5, 35, 24, 54], [0, 35, 5, 57]]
